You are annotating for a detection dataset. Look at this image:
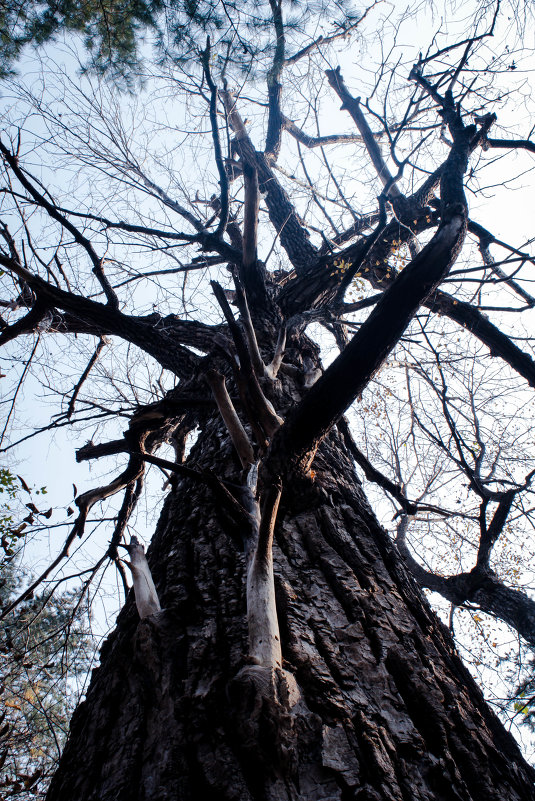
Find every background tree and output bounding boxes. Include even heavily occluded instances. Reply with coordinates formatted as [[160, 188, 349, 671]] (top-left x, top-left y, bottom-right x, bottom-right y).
[[0, 0, 362, 84], [1, 0, 535, 798], [0, 563, 92, 800], [0, 475, 91, 800]]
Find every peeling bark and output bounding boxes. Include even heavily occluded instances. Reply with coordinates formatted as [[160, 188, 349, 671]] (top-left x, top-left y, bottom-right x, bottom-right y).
[[123, 537, 162, 619]]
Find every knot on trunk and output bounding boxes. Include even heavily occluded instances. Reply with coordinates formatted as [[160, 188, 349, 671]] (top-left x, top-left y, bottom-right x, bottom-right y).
[[227, 665, 301, 779]]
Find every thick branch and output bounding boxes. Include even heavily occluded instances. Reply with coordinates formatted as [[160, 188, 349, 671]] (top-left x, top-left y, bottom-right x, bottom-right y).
[[427, 290, 535, 388], [0, 256, 200, 378], [205, 369, 255, 469], [232, 273, 265, 376], [265, 0, 285, 159], [222, 91, 318, 273], [246, 473, 283, 669], [239, 163, 269, 308], [278, 197, 388, 314], [476, 491, 515, 569], [211, 281, 282, 438], [281, 116, 366, 148], [468, 219, 535, 306], [242, 164, 260, 270], [270, 205, 467, 472], [484, 137, 535, 154], [0, 299, 49, 345], [332, 208, 535, 389]]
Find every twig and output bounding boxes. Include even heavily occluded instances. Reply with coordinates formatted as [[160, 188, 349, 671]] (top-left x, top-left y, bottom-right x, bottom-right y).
[[0, 139, 119, 309], [67, 337, 109, 418]]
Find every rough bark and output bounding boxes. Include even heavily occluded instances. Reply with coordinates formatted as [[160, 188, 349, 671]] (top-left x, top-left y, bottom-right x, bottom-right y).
[[47, 411, 535, 801]]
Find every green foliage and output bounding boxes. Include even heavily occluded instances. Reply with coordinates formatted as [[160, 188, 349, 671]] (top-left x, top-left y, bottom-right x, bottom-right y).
[[0, 470, 27, 562], [0, 0, 162, 82], [0, 562, 92, 799], [0, 470, 49, 563], [0, 0, 363, 85]]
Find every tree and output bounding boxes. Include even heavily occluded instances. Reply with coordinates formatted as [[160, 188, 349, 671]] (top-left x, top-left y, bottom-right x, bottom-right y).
[[1, 0, 535, 797]]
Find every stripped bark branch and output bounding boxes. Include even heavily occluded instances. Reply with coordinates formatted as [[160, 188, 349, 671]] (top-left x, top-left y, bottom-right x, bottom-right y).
[[205, 369, 255, 469]]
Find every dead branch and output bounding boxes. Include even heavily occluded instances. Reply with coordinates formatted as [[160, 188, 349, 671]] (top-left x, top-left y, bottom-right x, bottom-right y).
[[265, 326, 286, 380], [211, 280, 282, 438], [232, 272, 265, 376], [205, 369, 255, 469], [122, 537, 161, 619]]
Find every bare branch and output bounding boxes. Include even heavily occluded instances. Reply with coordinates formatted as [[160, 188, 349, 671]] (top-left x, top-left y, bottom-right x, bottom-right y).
[[476, 491, 515, 569], [221, 90, 318, 273], [0, 454, 145, 621], [211, 280, 282, 438], [242, 163, 260, 270], [271, 181, 468, 471], [281, 116, 366, 148], [284, 2, 379, 65], [0, 252, 201, 378], [0, 299, 49, 345], [326, 67, 403, 199], [232, 272, 265, 376], [0, 139, 119, 309], [265, 326, 286, 380], [337, 418, 417, 515], [200, 38, 229, 237], [483, 137, 535, 154], [265, 0, 285, 159]]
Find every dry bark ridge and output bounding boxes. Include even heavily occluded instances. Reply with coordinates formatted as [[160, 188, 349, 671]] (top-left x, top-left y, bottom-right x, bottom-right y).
[[2, 16, 535, 799]]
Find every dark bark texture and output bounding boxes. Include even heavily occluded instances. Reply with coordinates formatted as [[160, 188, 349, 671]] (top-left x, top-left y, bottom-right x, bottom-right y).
[[47, 416, 535, 801]]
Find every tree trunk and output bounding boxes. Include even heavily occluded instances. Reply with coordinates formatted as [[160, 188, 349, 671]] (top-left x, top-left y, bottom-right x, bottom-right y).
[[46, 415, 535, 801]]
